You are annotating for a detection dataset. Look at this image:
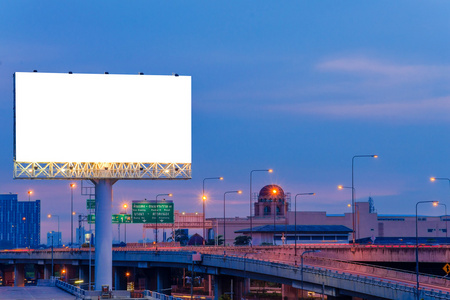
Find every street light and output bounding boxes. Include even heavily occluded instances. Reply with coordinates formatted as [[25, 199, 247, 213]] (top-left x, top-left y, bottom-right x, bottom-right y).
[[47, 214, 60, 247], [272, 188, 278, 245], [250, 169, 273, 245], [223, 190, 242, 247], [415, 200, 438, 300], [155, 193, 172, 248], [123, 203, 128, 244], [294, 193, 315, 261], [351, 155, 377, 245], [202, 177, 223, 245], [70, 183, 76, 248], [301, 250, 321, 299], [27, 190, 32, 248], [430, 177, 450, 240]]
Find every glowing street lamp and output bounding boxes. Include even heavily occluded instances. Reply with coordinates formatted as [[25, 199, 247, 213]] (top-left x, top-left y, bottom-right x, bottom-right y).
[[223, 190, 242, 247], [351, 155, 377, 245], [202, 177, 223, 245], [430, 177, 450, 240], [70, 183, 76, 248], [415, 200, 438, 300], [123, 203, 128, 244], [250, 169, 273, 245], [272, 188, 278, 245], [27, 190, 33, 247]]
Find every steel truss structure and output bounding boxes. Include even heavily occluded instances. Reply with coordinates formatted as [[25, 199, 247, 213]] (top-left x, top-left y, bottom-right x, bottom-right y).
[[14, 161, 191, 179]]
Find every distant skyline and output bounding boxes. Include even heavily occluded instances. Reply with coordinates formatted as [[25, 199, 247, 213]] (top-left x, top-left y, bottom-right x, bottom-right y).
[[1, 1, 450, 243]]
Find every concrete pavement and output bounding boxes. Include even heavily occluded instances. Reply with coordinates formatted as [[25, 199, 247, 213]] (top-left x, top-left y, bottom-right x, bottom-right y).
[[0, 286, 75, 300]]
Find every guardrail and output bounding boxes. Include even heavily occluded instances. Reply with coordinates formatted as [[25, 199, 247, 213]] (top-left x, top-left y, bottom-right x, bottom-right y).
[[203, 254, 450, 299]]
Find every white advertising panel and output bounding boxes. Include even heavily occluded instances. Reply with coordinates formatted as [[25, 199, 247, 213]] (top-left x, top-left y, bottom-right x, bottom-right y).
[[14, 72, 191, 178]]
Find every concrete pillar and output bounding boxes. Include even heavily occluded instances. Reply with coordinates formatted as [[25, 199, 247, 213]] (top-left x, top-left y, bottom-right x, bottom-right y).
[[14, 264, 25, 287], [114, 267, 121, 291], [44, 264, 51, 279], [214, 275, 222, 300], [214, 275, 234, 300], [156, 268, 171, 295], [94, 179, 116, 291], [282, 284, 300, 300]]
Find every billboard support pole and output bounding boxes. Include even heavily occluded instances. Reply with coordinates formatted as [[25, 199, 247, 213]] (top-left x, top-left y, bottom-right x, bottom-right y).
[[93, 178, 117, 291]]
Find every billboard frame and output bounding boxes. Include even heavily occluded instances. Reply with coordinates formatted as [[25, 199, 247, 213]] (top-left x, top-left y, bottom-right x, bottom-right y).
[[13, 161, 191, 179]]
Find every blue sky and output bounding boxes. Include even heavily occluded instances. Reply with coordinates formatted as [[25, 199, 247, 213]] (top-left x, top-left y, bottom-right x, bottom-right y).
[[1, 1, 450, 243]]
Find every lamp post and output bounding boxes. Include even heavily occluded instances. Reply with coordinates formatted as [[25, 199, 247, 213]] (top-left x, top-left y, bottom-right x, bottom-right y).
[[202, 177, 223, 245], [301, 250, 321, 299], [271, 188, 279, 245], [27, 190, 32, 248], [430, 177, 450, 240], [415, 200, 438, 300], [439, 203, 448, 239], [294, 193, 315, 261], [250, 169, 273, 245], [47, 214, 60, 247], [351, 155, 377, 245], [70, 183, 76, 249], [223, 190, 242, 247], [123, 204, 128, 244], [155, 193, 172, 248]]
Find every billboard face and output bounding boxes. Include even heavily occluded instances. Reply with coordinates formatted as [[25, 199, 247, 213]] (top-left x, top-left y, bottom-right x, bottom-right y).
[[14, 72, 191, 179]]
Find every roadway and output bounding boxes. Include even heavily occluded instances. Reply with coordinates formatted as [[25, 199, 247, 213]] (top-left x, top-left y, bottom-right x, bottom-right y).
[[0, 286, 75, 299]]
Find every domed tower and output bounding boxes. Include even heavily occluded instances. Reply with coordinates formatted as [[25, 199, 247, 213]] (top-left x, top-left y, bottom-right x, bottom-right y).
[[254, 184, 289, 218]]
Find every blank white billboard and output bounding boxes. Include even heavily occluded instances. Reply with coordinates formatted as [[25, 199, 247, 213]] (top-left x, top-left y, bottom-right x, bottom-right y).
[[14, 72, 191, 164]]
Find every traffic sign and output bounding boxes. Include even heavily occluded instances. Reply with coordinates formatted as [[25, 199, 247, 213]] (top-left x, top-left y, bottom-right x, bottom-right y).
[[443, 263, 450, 274], [112, 214, 132, 224], [86, 199, 95, 210], [132, 201, 174, 224], [87, 214, 131, 224]]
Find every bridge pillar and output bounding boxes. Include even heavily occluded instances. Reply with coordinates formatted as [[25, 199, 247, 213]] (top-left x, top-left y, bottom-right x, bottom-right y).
[[14, 264, 25, 287], [214, 275, 223, 300], [214, 275, 235, 300], [94, 179, 116, 291], [44, 264, 52, 279], [156, 267, 171, 295], [282, 284, 300, 300]]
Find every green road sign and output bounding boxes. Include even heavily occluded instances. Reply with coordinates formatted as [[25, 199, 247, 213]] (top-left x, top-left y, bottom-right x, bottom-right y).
[[112, 214, 132, 224], [132, 201, 174, 224], [86, 199, 95, 210], [88, 214, 95, 224], [87, 214, 131, 224]]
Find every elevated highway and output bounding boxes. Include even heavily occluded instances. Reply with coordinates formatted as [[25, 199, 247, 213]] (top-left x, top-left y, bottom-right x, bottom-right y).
[[1, 245, 450, 299]]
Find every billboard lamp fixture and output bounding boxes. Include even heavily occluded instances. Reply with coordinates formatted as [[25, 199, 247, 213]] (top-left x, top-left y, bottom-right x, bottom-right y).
[[104, 72, 109, 74], [68, 72, 72, 74], [33, 70, 37, 72], [139, 72, 144, 75]]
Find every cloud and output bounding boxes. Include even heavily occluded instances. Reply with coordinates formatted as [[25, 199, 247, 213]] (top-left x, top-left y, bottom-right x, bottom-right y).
[[267, 95, 450, 122], [316, 56, 450, 83]]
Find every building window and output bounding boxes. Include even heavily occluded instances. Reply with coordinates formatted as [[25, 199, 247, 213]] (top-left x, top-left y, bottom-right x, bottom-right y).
[[427, 229, 434, 233]]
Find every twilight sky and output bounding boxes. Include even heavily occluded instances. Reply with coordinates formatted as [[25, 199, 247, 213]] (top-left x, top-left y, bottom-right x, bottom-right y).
[[1, 1, 450, 244]]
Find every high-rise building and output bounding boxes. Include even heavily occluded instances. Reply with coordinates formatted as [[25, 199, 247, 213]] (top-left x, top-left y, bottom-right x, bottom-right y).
[[0, 194, 40, 248], [47, 231, 61, 247]]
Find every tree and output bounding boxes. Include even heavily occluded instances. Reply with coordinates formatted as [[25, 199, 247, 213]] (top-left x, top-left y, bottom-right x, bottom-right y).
[[174, 229, 189, 246], [206, 235, 224, 246], [234, 235, 251, 246]]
